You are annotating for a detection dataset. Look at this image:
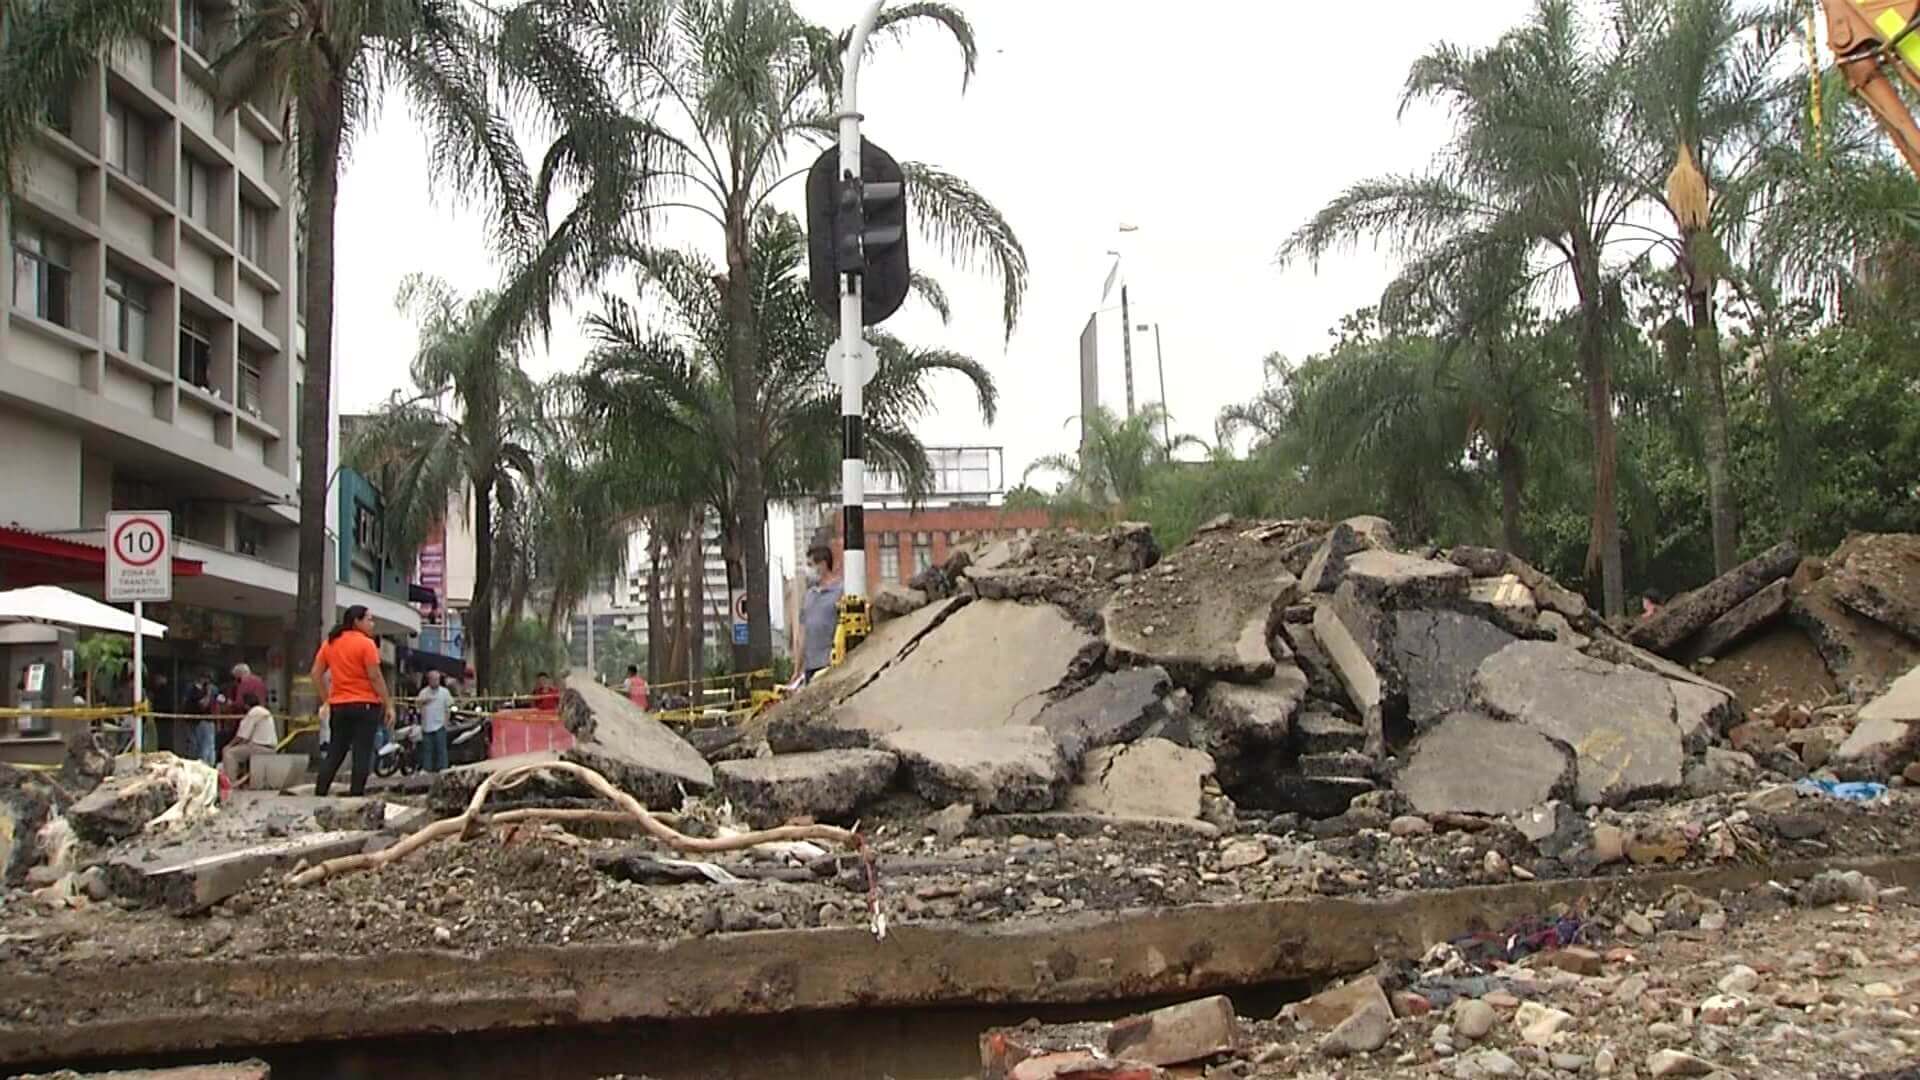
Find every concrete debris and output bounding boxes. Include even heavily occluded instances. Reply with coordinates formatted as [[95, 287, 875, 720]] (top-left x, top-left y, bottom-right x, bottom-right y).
[[13, 1065, 272, 1079], [1826, 532, 1920, 641], [881, 726, 1069, 813], [0, 763, 69, 887], [764, 596, 971, 745], [1103, 529, 1298, 684], [1319, 997, 1393, 1056], [1312, 602, 1384, 757], [1064, 739, 1214, 821], [1295, 974, 1394, 1030], [1472, 642, 1685, 806], [1468, 574, 1537, 625], [1630, 541, 1800, 655], [712, 749, 898, 827], [1301, 516, 1394, 594], [870, 583, 929, 619], [68, 754, 219, 845], [559, 676, 714, 806], [1340, 548, 1471, 605], [1391, 609, 1518, 731], [1105, 994, 1240, 1066], [103, 830, 377, 914], [1682, 577, 1789, 662], [1199, 666, 1308, 755], [1832, 662, 1920, 778], [1038, 665, 1174, 763]]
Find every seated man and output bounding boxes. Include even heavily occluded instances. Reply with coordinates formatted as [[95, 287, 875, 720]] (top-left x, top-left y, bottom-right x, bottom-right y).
[[221, 694, 278, 786]]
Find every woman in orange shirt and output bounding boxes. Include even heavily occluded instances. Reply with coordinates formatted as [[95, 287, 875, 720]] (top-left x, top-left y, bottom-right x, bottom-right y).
[[309, 604, 394, 796]]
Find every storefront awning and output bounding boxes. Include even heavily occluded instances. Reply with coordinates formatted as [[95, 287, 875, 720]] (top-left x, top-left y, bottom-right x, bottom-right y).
[[0, 526, 204, 589]]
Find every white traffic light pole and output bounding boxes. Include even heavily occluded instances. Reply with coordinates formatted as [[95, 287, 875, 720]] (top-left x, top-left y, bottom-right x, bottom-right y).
[[835, 0, 886, 601]]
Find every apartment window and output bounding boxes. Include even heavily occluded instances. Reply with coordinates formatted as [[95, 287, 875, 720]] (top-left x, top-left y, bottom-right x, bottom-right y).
[[44, 82, 73, 137], [183, 1, 215, 56], [10, 221, 70, 326], [181, 156, 213, 229], [179, 315, 213, 389], [878, 533, 900, 584], [235, 514, 266, 557], [104, 99, 150, 185], [238, 201, 266, 264], [912, 531, 932, 575], [238, 350, 264, 415], [105, 269, 150, 361]]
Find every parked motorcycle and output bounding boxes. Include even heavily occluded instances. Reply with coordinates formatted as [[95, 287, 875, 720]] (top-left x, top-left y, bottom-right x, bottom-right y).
[[446, 709, 491, 766], [374, 722, 422, 778]]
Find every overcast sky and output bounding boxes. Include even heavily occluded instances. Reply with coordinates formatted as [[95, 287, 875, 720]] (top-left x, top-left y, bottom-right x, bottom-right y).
[[330, 0, 1538, 572]]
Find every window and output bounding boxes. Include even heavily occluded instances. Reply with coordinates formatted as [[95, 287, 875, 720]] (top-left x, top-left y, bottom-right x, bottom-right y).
[[238, 350, 264, 415], [105, 269, 150, 361], [878, 533, 901, 583], [179, 315, 213, 389], [44, 82, 73, 137], [238, 201, 266, 264], [181, 156, 213, 228], [912, 531, 932, 575], [235, 514, 266, 558], [104, 99, 149, 184], [10, 221, 70, 326], [183, 1, 214, 56]]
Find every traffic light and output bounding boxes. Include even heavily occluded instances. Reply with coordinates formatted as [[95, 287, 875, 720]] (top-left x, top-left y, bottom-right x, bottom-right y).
[[807, 138, 910, 326]]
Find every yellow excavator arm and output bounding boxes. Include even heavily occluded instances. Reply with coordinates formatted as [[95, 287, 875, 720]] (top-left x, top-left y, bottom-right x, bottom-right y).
[[1825, 0, 1920, 178]]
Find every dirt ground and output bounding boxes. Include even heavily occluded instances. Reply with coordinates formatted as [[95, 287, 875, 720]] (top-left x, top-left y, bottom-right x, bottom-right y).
[[1702, 626, 1839, 717]]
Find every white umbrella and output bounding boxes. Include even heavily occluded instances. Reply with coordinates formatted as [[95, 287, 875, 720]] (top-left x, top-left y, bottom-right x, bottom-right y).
[[0, 586, 168, 638]]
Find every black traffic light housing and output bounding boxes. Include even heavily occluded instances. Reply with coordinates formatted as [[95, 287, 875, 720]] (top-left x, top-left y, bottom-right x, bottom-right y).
[[807, 138, 910, 326]]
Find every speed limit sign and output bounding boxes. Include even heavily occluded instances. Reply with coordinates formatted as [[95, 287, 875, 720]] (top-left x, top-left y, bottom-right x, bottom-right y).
[[107, 511, 173, 602]]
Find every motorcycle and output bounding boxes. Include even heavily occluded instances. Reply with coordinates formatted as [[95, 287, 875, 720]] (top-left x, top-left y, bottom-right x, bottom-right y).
[[374, 722, 422, 778], [446, 709, 491, 766]]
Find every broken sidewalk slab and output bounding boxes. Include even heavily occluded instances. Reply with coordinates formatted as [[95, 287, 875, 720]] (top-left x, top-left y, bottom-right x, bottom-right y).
[[428, 751, 570, 814], [1102, 529, 1299, 684], [1471, 641, 1685, 807], [1669, 680, 1739, 754], [1200, 665, 1309, 752], [1063, 738, 1215, 821], [1832, 663, 1920, 778], [870, 583, 929, 620], [1038, 665, 1174, 763], [712, 749, 898, 827], [1391, 608, 1518, 731], [1629, 541, 1801, 655], [1826, 533, 1920, 642], [102, 830, 376, 914], [1340, 549, 1471, 605], [1448, 547, 1593, 628], [1312, 602, 1384, 756], [1682, 578, 1790, 662], [67, 754, 218, 845], [1300, 516, 1393, 595], [764, 596, 972, 748], [1395, 711, 1576, 818], [813, 600, 1096, 747], [1105, 994, 1240, 1066], [881, 726, 1070, 813], [1295, 711, 1367, 754], [1790, 570, 1920, 699], [560, 675, 714, 806]]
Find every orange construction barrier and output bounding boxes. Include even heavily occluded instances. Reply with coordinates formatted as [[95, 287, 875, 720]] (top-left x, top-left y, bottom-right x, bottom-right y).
[[490, 709, 575, 758]]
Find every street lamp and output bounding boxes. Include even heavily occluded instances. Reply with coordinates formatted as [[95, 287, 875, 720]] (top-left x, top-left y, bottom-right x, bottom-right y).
[[1138, 322, 1171, 453], [1101, 236, 1138, 418]]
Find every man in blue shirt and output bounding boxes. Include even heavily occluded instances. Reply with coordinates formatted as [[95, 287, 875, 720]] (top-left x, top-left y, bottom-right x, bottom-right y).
[[414, 669, 453, 772], [794, 544, 845, 681]]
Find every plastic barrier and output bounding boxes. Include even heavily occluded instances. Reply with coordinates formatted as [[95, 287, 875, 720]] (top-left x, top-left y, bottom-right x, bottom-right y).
[[490, 708, 575, 758]]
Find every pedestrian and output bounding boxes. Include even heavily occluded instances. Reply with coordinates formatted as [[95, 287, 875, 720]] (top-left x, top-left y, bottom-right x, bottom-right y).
[[181, 671, 218, 766], [622, 664, 650, 711], [309, 604, 394, 797], [1640, 588, 1667, 621], [147, 670, 177, 754], [530, 671, 560, 711], [221, 693, 276, 786], [793, 544, 845, 681], [231, 663, 267, 711], [415, 670, 453, 773]]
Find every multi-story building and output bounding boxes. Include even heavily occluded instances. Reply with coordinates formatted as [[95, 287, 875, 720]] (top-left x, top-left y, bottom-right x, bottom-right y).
[[0, 3, 416, 755], [569, 519, 731, 668]]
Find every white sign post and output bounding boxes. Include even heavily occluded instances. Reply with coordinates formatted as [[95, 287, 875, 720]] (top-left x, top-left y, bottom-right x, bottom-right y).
[[106, 511, 172, 756]]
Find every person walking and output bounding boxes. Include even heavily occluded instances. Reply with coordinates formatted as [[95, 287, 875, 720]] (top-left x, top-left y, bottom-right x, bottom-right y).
[[309, 605, 393, 797], [221, 693, 277, 786], [622, 664, 650, 711], [793, 544, 844, 682], [415, 670, 453, 773], [181, 672, 218, 766]]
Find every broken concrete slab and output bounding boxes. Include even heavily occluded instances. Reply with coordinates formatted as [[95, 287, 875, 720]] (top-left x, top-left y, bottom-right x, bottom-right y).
[[1063, 739, 1215, 820], [881, 727, 1069, 813], [246, 753, 307, 792], [1536, 610, 1591, 649], [428, 751, 567, 814], [1295, 974, 1394, 1030], [1630, 541, 1800, 655], [763, 596, 972, 746], [1790, 572, 1920, 699], [1037, 665, 1173, 764], [103, 830, 376, 913], [966, 812, 1220, 841], [560, 675, 714, 806], [1449, 548, 1592, 628], [1395, 711, 1576, 818], [813, 601, 1096, 748], [1832, 664, 1920, 778], [712, 749, 898, 827], [1279, 620, 1350, 706], [68, 764, 192, 845], [0, 765, 69, 888], [1340, 549, 1471, 606], [871, 584, 930, 620], [1669, 680, 1739, 754], [1391, 609, 1518, 731], [1827, 533, 1920, 642], [1313, 603, 1383, 757], [1469, 574, 1538, 623], [1242, 774, 1374, 819], [1301, 517, 1392, 595], [1296, 712, 1367, 754], [1102, 529, 1298, 684], [1682, 578, 1789, 662], [1200, 666, 1308, 752], [1105, 994, 1239, 1066], [1472, 641, 1685, 807]]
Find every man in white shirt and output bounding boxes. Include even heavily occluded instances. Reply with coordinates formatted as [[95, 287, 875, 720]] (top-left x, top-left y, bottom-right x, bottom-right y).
[[416, 670, 453, 773], [221, 694, 277, 785]]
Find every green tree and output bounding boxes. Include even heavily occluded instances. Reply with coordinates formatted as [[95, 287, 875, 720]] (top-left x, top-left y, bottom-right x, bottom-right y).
[[346, 274, 540, 692], [0, 0, 164, 185], [1024, 404, 1200, 513], [1284, 0, 1652, 615], [74, 633, 130, 706], [517, 0, 1027, 669], [593, 628, 645, 686]]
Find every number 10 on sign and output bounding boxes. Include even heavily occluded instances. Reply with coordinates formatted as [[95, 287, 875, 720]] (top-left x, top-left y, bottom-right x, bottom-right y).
[[107, 510, 171, 759]]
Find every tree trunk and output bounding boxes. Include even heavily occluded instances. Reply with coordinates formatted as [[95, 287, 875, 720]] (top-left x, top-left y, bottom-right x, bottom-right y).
[[1573, 242, 1625, 617], [292, 79, 346, 678], [1497, 438, 1524, 558], [646, 523, 664, 686], [1687, 269, 1739, 574], [721, 518, 749, 674], [471, 475, 495, 693], [723, 204, 773, 671]]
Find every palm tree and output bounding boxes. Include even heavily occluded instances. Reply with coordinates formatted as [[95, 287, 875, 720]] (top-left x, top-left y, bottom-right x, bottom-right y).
[[1283, 0, 1652, 615], [510, 0, 1027, 669], [571, 208, 997, 668], [345, 274, 539, 692], [0, 0, 164, 186], [1024, 404, 1200, 512]]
